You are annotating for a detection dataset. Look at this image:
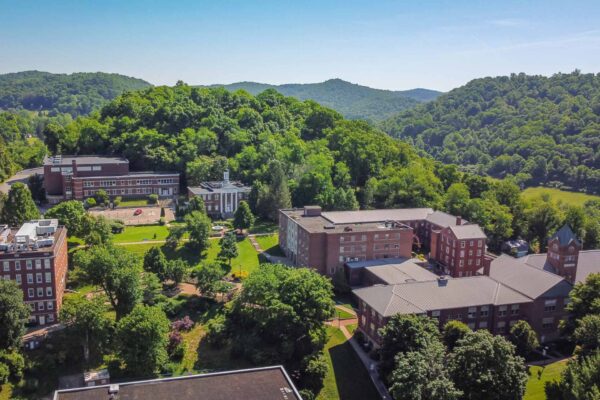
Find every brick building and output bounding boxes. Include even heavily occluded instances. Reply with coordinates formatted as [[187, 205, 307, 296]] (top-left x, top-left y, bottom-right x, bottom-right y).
[[43, 155, 179, 204], [279, 206, 484, 276], [430, 224, 487, 277], [188, 171, 251, 219], [0, 220, 68, 326]]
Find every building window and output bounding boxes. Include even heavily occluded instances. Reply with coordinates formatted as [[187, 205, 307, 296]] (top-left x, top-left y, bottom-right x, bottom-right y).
[[479, 321, 488, 329], [480, 306, 489, 317], [37, 288, 44, 297], [544, 299, 557, 312], [459, 260, 464, 267], [478, 240, 483, 247], [26, 260, 32, 270], [36, 273, 42, 283], [476, 259, 481, 266], [48, 314, 55, 322], [15, 275, 21, 284], [2, 261, 9, 271], [47, 301, 54, 310], [27, 274, 33, 284], [45, 272, 52, 283], [511, 305, 520, 315], [35, 259, 42, 269], [38, 302, 45, 311], [460, 250, 465, 257], [467, 322, 475, 329], [46, 287, 53, 297], [431, 310, 440, 318], [498, 306, 507, 317], [2, 274, 9, 280], [461, 241, 465, 248], [15, 261, 20, 271], [468, 307, 476, 319], [542, 317, 554, 329], [28, 288, 34, 298], [44, 259, 51, 269]]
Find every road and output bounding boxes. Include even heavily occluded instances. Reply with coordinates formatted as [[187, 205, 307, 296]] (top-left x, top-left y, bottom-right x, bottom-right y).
[[0, 167, 43, 194]]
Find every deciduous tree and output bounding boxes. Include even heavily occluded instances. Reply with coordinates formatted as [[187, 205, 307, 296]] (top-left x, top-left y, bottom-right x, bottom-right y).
[[0, 280, 30, 349]]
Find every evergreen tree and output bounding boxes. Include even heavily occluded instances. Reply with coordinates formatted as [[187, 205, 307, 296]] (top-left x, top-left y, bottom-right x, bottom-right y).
[[218, 232, 238, 267], [0, 182, 40, 226], [233, 200, 255, 231], [266, 160, 291, 221]]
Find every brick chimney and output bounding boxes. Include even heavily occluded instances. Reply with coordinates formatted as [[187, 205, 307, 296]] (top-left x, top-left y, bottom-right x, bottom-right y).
[[456, 216, 462, 225]]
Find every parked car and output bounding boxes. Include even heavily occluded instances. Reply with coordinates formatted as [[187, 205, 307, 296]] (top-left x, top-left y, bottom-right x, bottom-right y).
[[134, 209, 143, 216]]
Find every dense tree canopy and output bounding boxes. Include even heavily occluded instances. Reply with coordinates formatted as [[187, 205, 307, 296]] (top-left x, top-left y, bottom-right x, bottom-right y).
[[382, 71, 600, 194], [0, 280, 30, 350], [0, 71, 151, 117]]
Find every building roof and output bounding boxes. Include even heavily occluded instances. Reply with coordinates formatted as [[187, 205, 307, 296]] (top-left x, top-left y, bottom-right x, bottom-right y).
[[44, 155, 128, 166], [0, 221, 66, 255], [54, 366, 301, 400], [425, 211, 464, 228], [519, 251, 600, 284], [188, 181, 251, 195], [353, 276, 532, 317], [487, 254, 573, 298], [72, 171, 179, 180], [280, 209, 412, 234], [550, 225, 581, 247], [448, 224, 486, 239], [321, 208, 434, 224], [362, 259, 439, 284]]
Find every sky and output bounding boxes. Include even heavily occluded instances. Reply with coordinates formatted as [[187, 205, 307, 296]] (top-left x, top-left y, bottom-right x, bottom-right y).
[[1, 0, 600, 91]]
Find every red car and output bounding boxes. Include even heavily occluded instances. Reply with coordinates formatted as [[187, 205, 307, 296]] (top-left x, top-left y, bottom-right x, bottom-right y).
[[134, 209, 143, 216]]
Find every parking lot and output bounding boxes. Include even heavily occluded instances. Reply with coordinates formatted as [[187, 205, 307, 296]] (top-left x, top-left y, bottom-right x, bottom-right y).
[[88, 206, 175, 225]]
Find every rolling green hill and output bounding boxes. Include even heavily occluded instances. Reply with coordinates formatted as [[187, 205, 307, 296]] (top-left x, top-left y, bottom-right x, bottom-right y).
[[0, 71, 151, 116], [206, 78, 441, 121], [381, 71, 600, 194]]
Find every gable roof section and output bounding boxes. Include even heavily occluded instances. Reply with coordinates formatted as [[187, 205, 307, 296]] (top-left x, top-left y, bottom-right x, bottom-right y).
[[449, 224, 486, 239], [574, 250, 600, 283], [364, 259, 438, 284], [425, 210, 464, 228], [488, 254, 572, 298], [550, 225, 581, 247], [354, 276, 531, 317]]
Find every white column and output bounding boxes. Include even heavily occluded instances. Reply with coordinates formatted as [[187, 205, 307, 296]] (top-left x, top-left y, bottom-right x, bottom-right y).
[[234, 191, 238, 212], [220, 192, 223, 216]]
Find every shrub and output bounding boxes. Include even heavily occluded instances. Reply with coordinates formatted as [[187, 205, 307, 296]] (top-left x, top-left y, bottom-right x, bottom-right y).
[[171, 316, 194, 332], [113, 196, 122, 207], [168, 330, 183, 355], [205, 315, 228, 348], [0, 363, 9, 385], [148, 194, 159, 204], [84, 197, 97, 208]]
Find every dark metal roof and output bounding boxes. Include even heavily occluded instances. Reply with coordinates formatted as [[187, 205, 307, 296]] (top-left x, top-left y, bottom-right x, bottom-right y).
[[550, 225, 581, 247]]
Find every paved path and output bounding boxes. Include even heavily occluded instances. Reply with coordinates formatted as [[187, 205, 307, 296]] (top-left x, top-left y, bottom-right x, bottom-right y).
[[335, 304, 357, 317], [0, 167, 43, 194], [248, 235, 263, 252]]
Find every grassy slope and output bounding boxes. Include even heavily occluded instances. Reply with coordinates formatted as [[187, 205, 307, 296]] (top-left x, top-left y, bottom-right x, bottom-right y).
[[524, 359, 568, 400], [522, 187, 600, 207], [317, 327, 380, 400], [113, 224, 170, 242]]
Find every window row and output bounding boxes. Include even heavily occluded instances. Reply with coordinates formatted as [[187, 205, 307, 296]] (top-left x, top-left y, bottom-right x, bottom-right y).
[[2, 258, 51, 271], [26, 287, 54, 298]]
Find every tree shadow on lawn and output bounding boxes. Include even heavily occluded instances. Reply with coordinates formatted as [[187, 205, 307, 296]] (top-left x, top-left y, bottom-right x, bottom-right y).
[[160, 244, 203, 266], [328, 340, 379, 400]]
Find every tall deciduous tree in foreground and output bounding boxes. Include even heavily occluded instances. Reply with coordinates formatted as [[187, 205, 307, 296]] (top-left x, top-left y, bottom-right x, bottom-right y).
[[185, 210, 211, 252], [116, 305, 170, 377], [0, 182, 39, 226], [0, 280, 30, 350]]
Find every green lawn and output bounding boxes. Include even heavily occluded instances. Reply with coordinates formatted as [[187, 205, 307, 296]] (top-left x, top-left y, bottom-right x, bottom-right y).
[[119, 236, 261, 277], [113, 224, 170, 243], [524, 359, 569, 400], [116, 199, 152, 207], [522, 187, 600, 207], [346, 323, 357, 335], [332, 307, 356, 320], [254, 234, 284, 256], [249, 219, 278, 234], [317, 327, 379, 400]]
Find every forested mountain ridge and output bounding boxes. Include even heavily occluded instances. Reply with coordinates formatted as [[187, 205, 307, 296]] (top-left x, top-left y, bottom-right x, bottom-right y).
[[205, 78, 442, 121], [381, 71, 600, 194], [0, 71, 151, 117]]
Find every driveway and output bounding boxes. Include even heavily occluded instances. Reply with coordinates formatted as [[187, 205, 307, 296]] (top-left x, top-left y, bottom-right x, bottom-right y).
[[0, 167, 43, 194], [88, 206, 175, 225]]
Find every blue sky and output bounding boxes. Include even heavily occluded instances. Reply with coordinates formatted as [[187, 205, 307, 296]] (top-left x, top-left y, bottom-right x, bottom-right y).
[[1, 0, 599, 91]]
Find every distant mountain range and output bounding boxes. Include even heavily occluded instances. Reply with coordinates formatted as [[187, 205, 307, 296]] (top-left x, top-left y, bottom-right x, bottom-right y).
[[0, 71, 151, 116], [204, 78, 442, 121]]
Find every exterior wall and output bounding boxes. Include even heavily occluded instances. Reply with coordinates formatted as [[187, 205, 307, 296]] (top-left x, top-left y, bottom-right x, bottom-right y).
[[0, 228, 68, 326], [190, 190, 249, 218], [356, 300, 388, 346], [525, 295, 569, 343], [76, 175, 179, 200], [433, 228, 485, 277], [546, 238, 580, 284], [44, 161, 130, 196]]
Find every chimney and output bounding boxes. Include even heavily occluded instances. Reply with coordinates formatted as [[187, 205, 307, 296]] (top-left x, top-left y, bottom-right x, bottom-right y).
[[437, 276, 448, 287], [456, 216, 462, 225], [303, 206, 322, 217]]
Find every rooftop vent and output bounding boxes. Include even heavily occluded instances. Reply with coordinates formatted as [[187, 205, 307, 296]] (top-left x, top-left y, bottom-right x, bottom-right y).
[[303, 205, 322, 217], [324, 224, 335, 230], [344, 226, 353, 232], [437, 276, 448, 287], [108, 384, 119, 394]]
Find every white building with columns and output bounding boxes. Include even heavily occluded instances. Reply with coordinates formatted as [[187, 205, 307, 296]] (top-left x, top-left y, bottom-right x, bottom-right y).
[[188, 171, 251, 219]]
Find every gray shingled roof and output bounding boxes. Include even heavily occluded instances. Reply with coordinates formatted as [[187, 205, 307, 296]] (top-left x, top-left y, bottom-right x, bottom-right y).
[[321, 208, 434, 224], [550, 225, 581, 247], [425, 211, 465, 228], [488, 254, 572, 298], [364, 260, 438, 284], [523, 251, 600, 283], [449, 224, 486, 239], [353, 276, 531, 317]]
